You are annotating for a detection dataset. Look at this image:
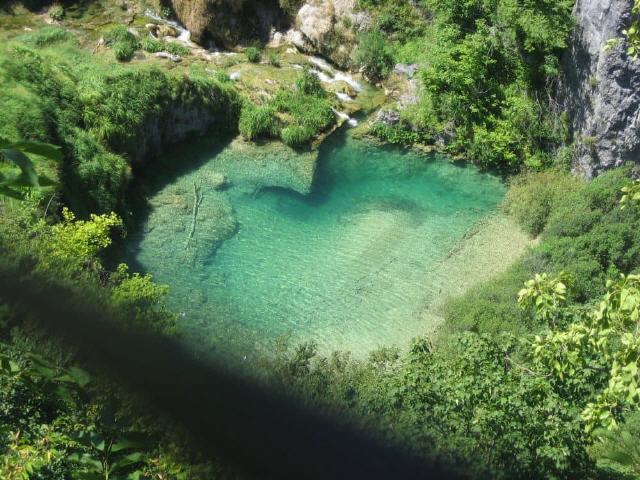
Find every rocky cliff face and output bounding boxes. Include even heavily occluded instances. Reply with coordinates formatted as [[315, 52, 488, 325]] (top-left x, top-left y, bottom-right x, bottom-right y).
[[290, 0, 369, 68], [561, 0, 640, 178], [169, 0, 285, 47]]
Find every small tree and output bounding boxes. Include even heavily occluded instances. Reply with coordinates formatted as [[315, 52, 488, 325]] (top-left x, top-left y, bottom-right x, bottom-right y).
[[353, 31, 394, 82]]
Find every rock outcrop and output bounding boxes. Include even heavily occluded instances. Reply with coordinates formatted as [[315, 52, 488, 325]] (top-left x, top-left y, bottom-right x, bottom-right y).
[[292, 0, 369, 68], [168, 0, 285, 47], [560, 0, 640, 178]]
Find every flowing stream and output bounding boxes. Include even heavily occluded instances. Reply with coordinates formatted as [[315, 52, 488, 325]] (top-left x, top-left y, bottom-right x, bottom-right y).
[[127, 129, 508, 357]]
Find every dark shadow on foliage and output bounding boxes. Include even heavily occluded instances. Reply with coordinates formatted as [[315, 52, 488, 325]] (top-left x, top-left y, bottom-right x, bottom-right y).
[[0, 265, 458, 480]]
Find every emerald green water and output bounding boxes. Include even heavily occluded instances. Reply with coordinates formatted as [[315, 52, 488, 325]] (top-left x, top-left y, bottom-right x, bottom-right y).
[[127, 129, 506, 356]]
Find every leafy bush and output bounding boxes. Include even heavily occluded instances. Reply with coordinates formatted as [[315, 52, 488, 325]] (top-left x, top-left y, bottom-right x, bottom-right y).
[[535, 166, 640, 301], [449, 166, 640, 336], [23, 26, 71, 47], [353, 31, 394, 82], [273, 90, 334, 133], [268, 51, 280, 67], [402, 0, 575, 168], [112, 41, 136, 61], [104, 25, 139, 62], [239, 103, 278, 140], [140, 35, 163, 53], [445, 262, 533, 336], [49, 5, 64, 21], [245, 46, 261, 63], [73, 132, 131, 213], [503, 170, 584, 236], [0, 43, 240, 213], [267, 333, 593, 479], [295, 67, 324, 97], [281, 125, 314, 146], [369, 121, 421, 146], [164, 41, 189, 56]]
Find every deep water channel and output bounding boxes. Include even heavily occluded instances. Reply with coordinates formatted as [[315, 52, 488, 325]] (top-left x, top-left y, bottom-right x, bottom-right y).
[[127, 129, 507, 357]]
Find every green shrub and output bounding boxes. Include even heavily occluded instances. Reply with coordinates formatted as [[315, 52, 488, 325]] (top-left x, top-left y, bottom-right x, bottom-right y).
[[245, 46, 261, 63], [445, 262, 533, 336], [353, 31, 394, 81], [296, 68, 324, 97], [450, 166, 640, 336], [71, 130, 131, 213], [164, 41, 189, 56], [268, 52, 281, 67], [104, 25, 139, 62], [239, 103, 278, 140], [281, 125, 314, 146], [409, 1, 574, 167], [278, 0, 303, 15], [503, 170, 584, 236], [0, 44, 240, 212], [103, 25, 135, 45], [268, 332, 592, 480], [274, 91, 334, 132], [112, 41, 136, 61], [369, 121, 420, 146], [536, 167, 640, 301], [49, 5, 64, 21], [214, 69, 230, 83], [23, 26, 72, 47], [140, 35, 163, 53]]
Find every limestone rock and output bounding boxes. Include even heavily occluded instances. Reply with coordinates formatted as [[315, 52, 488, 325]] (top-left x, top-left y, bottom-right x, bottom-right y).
[[169, 0, 284, 47], [375, 109, 401, 126], [285, 28, 309, 51], [292, 0, 369, 69], [158, 24, 178, 37], [155, 51, 182, 62], [296, 2, 334, 45], [145, 23, 159, 36], [559, 0, 640, 178], [394, 63, 418, 78]]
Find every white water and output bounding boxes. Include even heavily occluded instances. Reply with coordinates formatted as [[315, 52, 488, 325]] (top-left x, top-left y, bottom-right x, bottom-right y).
[[335, 92, 354, 103], [334, 72, 364, 92], [309, 56, 334, 73], [305, 59, 365, 92], [144, 9, 196, 48], [333, 109, 359, 127]]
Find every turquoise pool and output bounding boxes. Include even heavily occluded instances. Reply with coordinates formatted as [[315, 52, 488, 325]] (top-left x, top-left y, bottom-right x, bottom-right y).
[[127, 128, 506, 357]]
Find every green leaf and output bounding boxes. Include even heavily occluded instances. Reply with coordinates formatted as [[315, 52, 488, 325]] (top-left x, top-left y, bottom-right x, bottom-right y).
[[1, 148, 39, 187], [0, 186, 25, 199], [68, 452, 103, 471], [111, 451, 144, 471], [10, 141, 63, 162]]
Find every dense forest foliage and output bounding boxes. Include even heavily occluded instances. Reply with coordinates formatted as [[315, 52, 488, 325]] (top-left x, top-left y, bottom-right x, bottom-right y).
[[362, 0, 574, 171], [2, 0, 640, 479]]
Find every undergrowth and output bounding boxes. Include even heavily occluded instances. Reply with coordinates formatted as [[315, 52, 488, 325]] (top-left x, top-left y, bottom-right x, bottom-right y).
[[0, 30, 241, 214]]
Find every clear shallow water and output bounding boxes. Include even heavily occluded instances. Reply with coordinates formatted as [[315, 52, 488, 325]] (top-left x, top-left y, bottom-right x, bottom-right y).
[[128, 130, 506, 356]]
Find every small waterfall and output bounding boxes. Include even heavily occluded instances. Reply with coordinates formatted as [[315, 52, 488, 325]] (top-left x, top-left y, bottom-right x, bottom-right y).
[[335, 92, 354, 103], [333, 109, 358, 127], [145, 9, 195, 48], [306, 58, 364, 92], [309, 56, 333, 72], [309, 68, 333, 84], [334, 72, 363, 92]]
